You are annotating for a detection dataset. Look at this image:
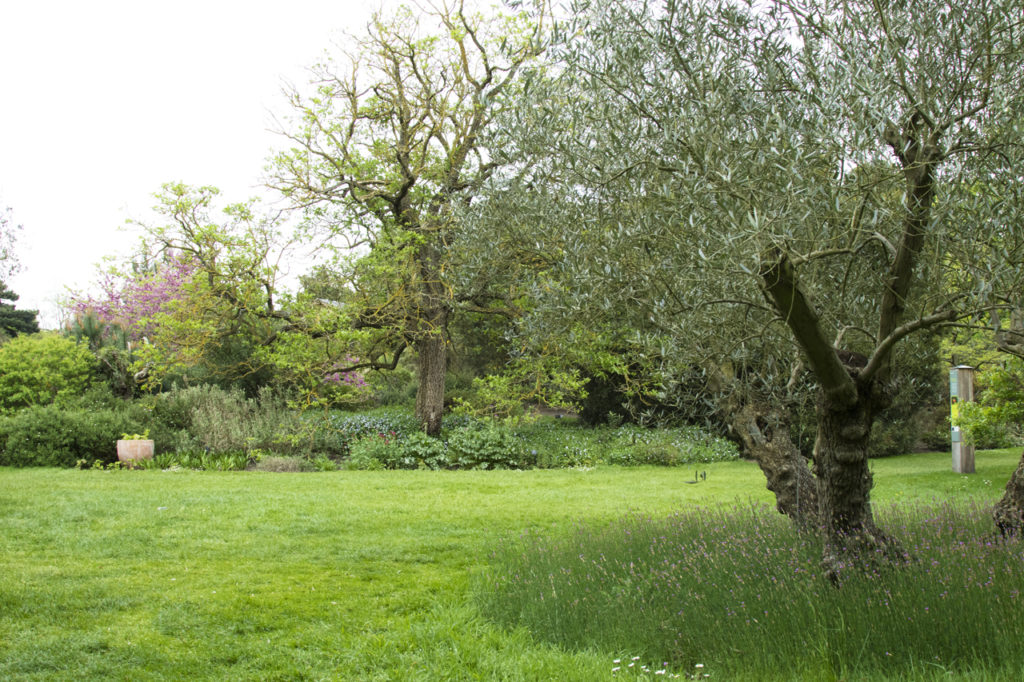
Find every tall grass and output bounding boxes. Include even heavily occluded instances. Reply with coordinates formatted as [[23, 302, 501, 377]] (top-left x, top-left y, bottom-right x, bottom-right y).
[[477, 501, 1024, 680]]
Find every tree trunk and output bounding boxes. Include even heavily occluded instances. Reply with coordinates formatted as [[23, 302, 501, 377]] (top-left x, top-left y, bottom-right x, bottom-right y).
[[815, 384, 904, 580], [414, 328, 447, 436], [993, 450, 1024, 537], [726, 395, 819, 528]]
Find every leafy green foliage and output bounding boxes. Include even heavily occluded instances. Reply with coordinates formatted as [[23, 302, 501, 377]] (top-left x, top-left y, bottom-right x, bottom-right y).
[[135, 450, 254, 471], [399, 431, 450, 470], [605, 425, 740, 466], [516, 420, 741, 469], [0, 333, 97, 412], [70, 184, 292, 398], [319, 408, 473, 458], [447, 424, 533, 470], [0, 405, 141, 467], [269, 3, 548, 434], [346, 428, 454, 471], [347, 432, 406, 470], [957, 359, 1024, 449]]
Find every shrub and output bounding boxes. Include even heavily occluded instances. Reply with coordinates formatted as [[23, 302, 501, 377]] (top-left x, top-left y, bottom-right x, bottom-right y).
[[513, 421, 740, 468], [347, 433, 407, 470], [0, 333, 97, 412], [0, 405, 142, 467], [604, 425, 740, 466], [868, 418, 921, 458], [320, 408, 474, 458], [514, 421, 599, 468], [447, 424, 532, 470], [142, 385, 305, 456], [400, 431, 450, 470]]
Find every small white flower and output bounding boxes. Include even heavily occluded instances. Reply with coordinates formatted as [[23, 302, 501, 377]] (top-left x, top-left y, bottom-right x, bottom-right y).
[[613, 659, 621, 664]]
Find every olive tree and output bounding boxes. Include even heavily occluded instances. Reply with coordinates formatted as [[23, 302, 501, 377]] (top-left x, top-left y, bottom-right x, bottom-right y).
[[269, 1, 546, 434], [477, 0, 1024, 571]]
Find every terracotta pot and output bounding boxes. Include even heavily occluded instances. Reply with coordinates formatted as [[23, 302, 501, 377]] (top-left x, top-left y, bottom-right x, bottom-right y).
[[116, 439, 155, 467]]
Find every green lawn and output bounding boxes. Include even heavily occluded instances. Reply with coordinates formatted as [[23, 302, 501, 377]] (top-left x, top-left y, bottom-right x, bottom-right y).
[[1, 449, 1020, 680]]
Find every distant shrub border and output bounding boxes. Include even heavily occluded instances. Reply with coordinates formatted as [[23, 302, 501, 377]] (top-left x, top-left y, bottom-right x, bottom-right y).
[[0, 397, 738, 471]]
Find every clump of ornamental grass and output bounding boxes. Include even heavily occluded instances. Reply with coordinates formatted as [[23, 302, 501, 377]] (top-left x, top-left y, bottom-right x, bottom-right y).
[[475, 501, 1024, 680]]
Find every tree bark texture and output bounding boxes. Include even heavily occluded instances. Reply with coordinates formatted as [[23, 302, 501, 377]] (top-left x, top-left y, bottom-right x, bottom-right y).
[[760, 249, 905, 576], [414, 328, 448, 436], [815, 382, 905, 579], [726, 396, 819, 528], [993, 451, 1024, 538]]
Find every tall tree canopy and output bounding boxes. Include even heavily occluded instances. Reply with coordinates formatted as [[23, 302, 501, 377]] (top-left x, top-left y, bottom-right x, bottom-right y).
[[475, 0, 1024, 571], [269, 0, 546, 434]]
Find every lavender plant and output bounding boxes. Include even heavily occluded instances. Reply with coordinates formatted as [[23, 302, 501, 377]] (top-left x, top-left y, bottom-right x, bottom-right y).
[[477, 502, 1024, 679]]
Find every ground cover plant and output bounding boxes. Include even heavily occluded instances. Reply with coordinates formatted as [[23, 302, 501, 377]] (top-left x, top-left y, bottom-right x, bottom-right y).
[[0, 449, 1019, 680], [336, 410, 740, 471]]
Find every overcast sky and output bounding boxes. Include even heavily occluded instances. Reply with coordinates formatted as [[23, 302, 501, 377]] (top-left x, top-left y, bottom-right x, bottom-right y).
[[0, 0, 374, 328]]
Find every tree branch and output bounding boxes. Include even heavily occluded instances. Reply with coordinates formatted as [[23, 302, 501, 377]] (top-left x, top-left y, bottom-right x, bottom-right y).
[[759, 248, 857, 408]]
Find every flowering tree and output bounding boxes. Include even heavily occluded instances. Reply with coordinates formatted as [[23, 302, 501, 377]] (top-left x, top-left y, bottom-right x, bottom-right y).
[[70, 253, 197, 342], [69, 183, 368, 404]]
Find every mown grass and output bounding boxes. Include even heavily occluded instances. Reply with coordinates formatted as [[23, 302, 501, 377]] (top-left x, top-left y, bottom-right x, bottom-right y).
[[0, 448, 1020, 680]]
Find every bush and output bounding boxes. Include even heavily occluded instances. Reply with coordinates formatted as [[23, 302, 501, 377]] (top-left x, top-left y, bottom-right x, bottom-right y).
[[400, 431, 450, 470], [322, 409, 423, 458], [0, 405, 142, 467], [604, 425, 741, 466], [514, 421, 600, 468], [370, 367, 418, 407], [513, 420, 740, 468], [139, 385, 305, 456], [868, 418, 921, 458], [319, 408, 474, 458], [347, 433, 407, 470], [447, 424, 532, 470], [0, 333, 97, 412]]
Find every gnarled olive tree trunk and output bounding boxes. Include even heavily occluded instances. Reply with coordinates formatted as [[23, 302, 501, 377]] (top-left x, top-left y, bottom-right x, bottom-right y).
[[814, 380, 905, 577], [724, 391, 819, 528], [993, 451, 1024, 538]]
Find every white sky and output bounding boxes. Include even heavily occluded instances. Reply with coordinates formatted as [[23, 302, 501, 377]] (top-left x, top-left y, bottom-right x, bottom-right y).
[[0, 0, 375, 328]]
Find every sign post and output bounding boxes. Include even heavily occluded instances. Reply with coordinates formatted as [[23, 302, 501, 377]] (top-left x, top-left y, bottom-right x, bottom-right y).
[[950, 365, 976, 474]]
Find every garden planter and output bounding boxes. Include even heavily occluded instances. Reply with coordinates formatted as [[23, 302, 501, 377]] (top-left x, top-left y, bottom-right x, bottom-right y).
[[116, 439, 154, 467]]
